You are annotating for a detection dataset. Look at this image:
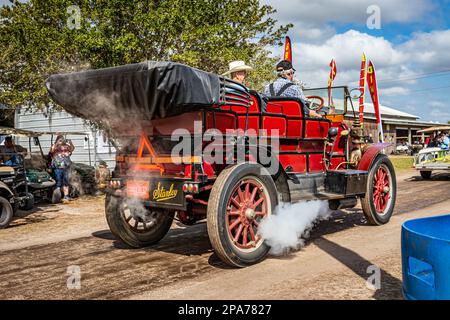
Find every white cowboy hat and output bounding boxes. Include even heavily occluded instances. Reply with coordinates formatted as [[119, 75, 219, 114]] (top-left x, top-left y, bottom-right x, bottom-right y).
[[222, 60, 253, 76]]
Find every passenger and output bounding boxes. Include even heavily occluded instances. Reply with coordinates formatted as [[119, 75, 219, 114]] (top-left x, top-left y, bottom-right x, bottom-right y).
[[439, 133, 449, 151], [95, 160, 111, 195], [264, 60, 321, 118], [50, 135, 75, 202], [0, 136, 27, 166], [223, 60, 253, 84]]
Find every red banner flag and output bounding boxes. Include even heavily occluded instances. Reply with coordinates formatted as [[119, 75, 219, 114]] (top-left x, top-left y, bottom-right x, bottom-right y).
[[328, 59, 337, 106], [284, 36, 292, 63], [359, 53, 366, 126], [367, 60, 384, 143]]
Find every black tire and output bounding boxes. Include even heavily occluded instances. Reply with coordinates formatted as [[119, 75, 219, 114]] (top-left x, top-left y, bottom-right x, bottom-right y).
[[361, 154, 397, 225], [420, 171, 432, 180], [105, 194, 174, 248], [0, 196, 14, 229], [20, 193, 34, 211], [207, 163, 278, 267]]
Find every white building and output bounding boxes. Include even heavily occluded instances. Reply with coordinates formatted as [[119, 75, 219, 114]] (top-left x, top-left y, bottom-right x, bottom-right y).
[[14, 108, 116, 168]]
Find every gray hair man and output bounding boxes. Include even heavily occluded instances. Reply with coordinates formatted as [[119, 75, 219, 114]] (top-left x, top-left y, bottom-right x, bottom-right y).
[[264, 60, 320, 118]]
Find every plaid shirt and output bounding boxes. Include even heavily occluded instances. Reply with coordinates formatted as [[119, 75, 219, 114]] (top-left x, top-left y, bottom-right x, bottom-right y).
[[263, 77, 308, 115]]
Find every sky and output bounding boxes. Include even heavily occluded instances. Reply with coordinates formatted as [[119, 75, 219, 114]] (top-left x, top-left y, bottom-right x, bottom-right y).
[[261, 0, 450, 123], [1, 0, 449, 122]]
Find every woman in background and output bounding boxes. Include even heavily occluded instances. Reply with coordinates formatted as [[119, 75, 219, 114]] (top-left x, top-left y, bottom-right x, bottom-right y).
[[50, 134, 75, 203]]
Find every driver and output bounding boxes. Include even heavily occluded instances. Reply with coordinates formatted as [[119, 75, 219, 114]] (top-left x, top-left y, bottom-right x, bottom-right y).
[[264, 60, 321, 118], [0, 136, 28, 166]]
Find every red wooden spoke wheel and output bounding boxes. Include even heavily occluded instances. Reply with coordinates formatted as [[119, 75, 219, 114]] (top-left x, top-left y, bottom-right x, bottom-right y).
[[225, 178, 270, 251], [372, 165, 392, 214], [207, 163, 278, 267], [361, 154, 397, 225]]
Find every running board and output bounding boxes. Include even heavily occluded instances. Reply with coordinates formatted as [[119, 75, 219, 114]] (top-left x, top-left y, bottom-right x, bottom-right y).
[[287, 171, 367, 202]]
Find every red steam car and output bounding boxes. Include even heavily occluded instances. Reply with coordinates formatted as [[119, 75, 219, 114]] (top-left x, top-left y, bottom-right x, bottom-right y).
[[46, 61, 396, 267]]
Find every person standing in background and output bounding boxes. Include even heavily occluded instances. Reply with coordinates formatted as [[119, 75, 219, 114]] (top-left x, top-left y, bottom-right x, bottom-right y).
[[51, 134, 75, 203], [95, 160, 111, 195]]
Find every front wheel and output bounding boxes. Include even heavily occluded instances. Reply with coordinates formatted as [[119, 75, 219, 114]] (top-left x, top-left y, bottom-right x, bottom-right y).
[[361, 154, 397, 225], [105, 194, 174, 248], [420, 171, 432, 180], [0, 196, 14, 229], [20, 193, 34, 211], [207, 163, 278, 267]]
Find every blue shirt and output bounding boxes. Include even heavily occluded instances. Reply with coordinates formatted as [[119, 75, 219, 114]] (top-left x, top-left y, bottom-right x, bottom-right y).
[[264, 77, 309, 115], [440, 136, 449, 150]]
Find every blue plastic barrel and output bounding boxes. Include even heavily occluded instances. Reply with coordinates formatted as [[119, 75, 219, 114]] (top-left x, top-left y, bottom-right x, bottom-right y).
[[402, 214, 450, 300]]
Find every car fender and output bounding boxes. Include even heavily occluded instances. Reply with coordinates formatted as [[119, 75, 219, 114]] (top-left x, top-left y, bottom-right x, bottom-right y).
[[0, 181, 14, 197], [357, 143, 392, 171]]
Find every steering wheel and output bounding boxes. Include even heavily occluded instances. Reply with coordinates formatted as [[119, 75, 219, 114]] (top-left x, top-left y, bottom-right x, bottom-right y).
[[305, 95, 325, 112]]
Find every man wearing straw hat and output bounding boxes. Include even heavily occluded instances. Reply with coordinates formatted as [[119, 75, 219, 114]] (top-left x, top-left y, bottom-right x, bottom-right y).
[[223, 60, 253, 84]]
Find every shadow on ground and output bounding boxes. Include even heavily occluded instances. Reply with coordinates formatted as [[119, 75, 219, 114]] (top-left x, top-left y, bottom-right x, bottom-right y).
[[314, 236, 403, 300]]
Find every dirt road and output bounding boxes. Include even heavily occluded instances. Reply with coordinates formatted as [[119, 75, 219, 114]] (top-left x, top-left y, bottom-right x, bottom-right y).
[[1, 170, 449, 300]]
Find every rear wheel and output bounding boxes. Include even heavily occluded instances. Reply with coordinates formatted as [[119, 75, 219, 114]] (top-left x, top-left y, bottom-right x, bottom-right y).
[[207, 163, 278, 267], [0, 196, 14, 229], [20, 193, 34, 211], [420, 170, 432, 180], [361, 154, 397, 225], [105, 194, 174, 247]]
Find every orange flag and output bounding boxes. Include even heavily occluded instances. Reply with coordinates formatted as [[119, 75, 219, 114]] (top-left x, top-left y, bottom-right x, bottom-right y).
[[367, 61, 384, 143], [328, 59, 337, 106], [284, 36, 292, 63], [359, 53, 367, 126]]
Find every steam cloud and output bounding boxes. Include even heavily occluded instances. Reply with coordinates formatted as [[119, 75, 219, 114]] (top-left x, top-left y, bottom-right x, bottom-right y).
[[259, 201, 333, 255]]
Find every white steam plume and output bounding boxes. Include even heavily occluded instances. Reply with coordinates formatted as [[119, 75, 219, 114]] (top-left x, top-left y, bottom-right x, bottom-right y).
[[259, 200, 333, 255]]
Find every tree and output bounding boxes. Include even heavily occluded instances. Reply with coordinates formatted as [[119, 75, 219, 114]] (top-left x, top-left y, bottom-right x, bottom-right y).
[[0, 0, 291, 111]]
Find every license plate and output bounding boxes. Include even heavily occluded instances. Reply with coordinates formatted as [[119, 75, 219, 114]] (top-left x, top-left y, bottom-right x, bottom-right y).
[[126, 180, 150, 199], [149, 180, 185, 208], [126, 179, 185, 209]]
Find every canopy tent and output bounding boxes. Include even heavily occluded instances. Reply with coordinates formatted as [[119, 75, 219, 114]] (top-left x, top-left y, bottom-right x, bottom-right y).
[[417, 126, 450, 133]]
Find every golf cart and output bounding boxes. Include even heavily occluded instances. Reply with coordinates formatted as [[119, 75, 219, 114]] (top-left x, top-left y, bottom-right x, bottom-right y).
[[1, 127, 56, 203], [0, 127, 96, 203], [0, 129, 36, 228], [414, 126, 450, 179]]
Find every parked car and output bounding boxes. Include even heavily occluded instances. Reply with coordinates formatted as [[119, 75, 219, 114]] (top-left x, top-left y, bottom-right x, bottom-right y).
[[46, 61, 397, 267], [414, 126, 450, 179]]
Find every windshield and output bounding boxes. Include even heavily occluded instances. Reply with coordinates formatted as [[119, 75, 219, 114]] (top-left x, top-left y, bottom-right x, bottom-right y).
[[303, 86, 347, 114]]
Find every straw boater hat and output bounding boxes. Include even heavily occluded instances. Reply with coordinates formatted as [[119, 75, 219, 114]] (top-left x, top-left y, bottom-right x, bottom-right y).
[[222, 60, 253, 76]]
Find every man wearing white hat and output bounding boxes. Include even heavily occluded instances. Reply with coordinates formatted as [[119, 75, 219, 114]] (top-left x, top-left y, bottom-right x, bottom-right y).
[[223, 60, 253, 84]]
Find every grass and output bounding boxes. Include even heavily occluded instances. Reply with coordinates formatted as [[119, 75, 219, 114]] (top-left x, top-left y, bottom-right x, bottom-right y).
[[389, 155, 414, 171]]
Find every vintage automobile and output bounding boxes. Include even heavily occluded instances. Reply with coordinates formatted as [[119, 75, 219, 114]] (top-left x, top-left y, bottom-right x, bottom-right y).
[[46, 61, 397, 267], [414, 126, 450, 179]]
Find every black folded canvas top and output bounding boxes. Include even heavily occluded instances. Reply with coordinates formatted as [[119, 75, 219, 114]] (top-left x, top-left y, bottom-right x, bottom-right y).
[[45, 61, 221, 126]]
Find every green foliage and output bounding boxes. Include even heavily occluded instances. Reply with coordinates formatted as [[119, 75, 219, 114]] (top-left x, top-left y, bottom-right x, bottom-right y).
[[0, 0, 291, 110]]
